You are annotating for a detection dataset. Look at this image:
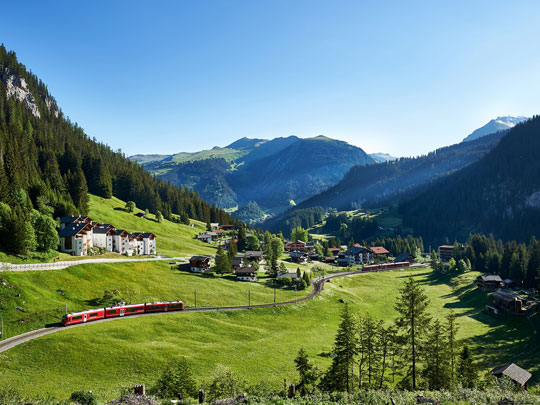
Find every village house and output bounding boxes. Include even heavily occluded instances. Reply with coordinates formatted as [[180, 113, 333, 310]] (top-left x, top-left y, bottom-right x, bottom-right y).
[[290, 251, 308, 264], [438, 244, 465, 262], [220, 224, 235, 231], [370, 246, 390, 258], [284, 240, 312, 252], [394, 252, 415, 264], [111, 230, 129, 254], [189, 256, 211, 273], [328, 248, 341, 256], [210, 222, 219, 229], [59, 215, 92, 229], [244, 251, 264, 262], [325, 256, 336, 264], [476, 274, 503, 291], [231, 256, 244, 270], [197, 232, 216, 243], [92, 227, 115, 251], [277, 272, 301, 281], [491, 363, 532, 390], [308, 252, 320, 262], [234, 266, 257, 281], [129, 232, 156, 255], [337, 246, 373, 267], [492, 290, 527, 314]]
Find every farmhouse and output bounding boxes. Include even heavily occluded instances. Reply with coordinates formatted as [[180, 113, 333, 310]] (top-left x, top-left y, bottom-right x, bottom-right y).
[[285, 240, 312, 252], [329, 248, 341, 256], [197, 232, 216, 243], [338, 246, 373, 266], [491, 363, 531, 390], [231, 256, 244, 270], [220, 224, 235, 231], [370, 246, 390, 257], [244, 251, 264, 262], [476, 274, 503, 291], [189, 256, 211, 273], [394, 252, 415, 264], [234, 266, 257, 281], [290, 251, 308, 264]]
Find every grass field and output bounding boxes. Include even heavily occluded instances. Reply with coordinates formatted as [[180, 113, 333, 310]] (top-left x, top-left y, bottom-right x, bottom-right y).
[[87, 194, 217, 258], [2, 268, 538, 401], [0, 261, 310, 338]]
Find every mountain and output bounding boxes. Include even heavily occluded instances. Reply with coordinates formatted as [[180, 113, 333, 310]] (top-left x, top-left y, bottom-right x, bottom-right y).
[[369, 152, 397, 163], [132, 135, 375, 218], [264, 130, 505, 234], [0, 45, 241, 255], [400, 116, 539, 243], [463, 116, 528, 142]]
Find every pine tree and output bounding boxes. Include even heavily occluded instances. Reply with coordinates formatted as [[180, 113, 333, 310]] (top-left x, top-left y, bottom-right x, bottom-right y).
[[294, 348, 318, 396], [154, 358, 198, 399], [446, 310, 459, 386], [394, 277, 431, 390], [214, 246, 231, 275], [422, 319, 450, 390], [457, 346, 477, 388], [320, 304, 358, 393]]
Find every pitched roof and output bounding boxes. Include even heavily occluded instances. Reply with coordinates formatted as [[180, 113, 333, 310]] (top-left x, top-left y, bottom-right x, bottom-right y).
[[493, 290, 520, 304], [479, 274, 503, 282], [113, 230, 128, 236], [395, 252, 413, 262], [190, 256, 210, 261], [58, 222, 92, 237], [60, 215, 81, 224], [245, 250, 263, 257], [277, 272, 300, 279], [290, 251, 307, 258], [93, 227, 112, 234], [370, 246, 390, 255], [345, 246, 369, 255], [491, 363, 532, 386], [235, 266, 257, 275]]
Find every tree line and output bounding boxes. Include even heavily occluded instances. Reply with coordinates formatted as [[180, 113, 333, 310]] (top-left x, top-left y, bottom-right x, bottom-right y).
[[0, 45, 242, 255]]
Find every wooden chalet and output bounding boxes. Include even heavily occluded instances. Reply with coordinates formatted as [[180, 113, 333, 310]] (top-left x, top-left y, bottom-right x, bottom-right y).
[[220, 224, 235, 231], [235, 266, 257, 281], [189, 256, 211, 273], [245, 251, 264, 262], [290, 251, 308, 264], [476, 274, 503, 291], [285, 240, 311, 252], [370, 246, 390, 257], [231, 256, 244, 270], [328, 248, 341, 256], [394, 252, 415, 264], [491, 363, 532, 390]]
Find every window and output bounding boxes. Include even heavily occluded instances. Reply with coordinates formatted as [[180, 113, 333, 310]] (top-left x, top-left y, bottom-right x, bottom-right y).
[[90, 312, 99, 317], [106, 310, 117, 315], [72, 315, 83, 320]]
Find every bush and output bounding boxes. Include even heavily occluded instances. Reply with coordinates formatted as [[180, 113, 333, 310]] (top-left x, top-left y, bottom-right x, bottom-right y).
[[69, 391, 96, 405]]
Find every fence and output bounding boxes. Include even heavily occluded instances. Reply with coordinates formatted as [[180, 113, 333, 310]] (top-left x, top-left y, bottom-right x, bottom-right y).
[[0, 261, 75, 272]]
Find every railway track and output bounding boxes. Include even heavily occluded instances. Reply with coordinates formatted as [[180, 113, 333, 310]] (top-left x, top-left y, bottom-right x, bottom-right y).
[[0, 265, 420, 353]]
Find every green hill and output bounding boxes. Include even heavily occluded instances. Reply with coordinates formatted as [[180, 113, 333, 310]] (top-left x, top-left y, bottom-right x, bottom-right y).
[[2, 269, 537, 400], [87, 194, 216, 258]]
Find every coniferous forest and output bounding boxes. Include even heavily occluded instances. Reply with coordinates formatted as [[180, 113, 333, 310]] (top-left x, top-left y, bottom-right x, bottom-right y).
[[0, 45, 241, 254]]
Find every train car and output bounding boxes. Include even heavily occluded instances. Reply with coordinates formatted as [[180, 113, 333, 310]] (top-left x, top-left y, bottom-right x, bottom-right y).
[[104, 303, 145, 318], [62, 308, 106, 326], [145, 300, 184, 313]]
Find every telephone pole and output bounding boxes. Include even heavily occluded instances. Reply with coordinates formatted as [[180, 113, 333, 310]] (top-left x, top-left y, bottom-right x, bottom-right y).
[[248, 290, 251, 308], [1, 315, 3, 340], [194, 290, 197, 308]]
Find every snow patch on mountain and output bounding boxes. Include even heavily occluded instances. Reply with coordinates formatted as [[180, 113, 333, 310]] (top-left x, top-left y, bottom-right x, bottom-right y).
[[463, 116, 528, 142]]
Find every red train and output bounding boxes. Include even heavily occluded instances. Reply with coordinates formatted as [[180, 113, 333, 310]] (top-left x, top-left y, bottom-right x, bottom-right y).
[[362, 262, 410, 272], [61, 300, 184, 326]]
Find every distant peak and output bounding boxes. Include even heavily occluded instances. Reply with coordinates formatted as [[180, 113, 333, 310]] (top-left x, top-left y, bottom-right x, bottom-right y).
[[463, 115, 529, 142]]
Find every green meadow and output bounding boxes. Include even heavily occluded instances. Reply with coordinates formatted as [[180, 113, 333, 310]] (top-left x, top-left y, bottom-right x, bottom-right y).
[[1, 267, 537, 401]]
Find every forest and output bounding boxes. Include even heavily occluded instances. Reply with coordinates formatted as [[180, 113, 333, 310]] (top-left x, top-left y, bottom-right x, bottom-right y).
[[0, 45, 241, 255]]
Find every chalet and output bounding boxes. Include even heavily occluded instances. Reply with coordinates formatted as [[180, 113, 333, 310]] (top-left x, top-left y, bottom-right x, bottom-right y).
[[197, 233, 215, 243], [394, 252, 415, 264], [491, 363, 532, 390], [438, 245, 455, 262], [210, 222, 219, 229], [336, 252, 349, 267], [58, 222, 94, 256], [189, 256, 211, 273], [290, 251, 308, 264], [492, 291, 526, 314], [285, 240, 310, 252], [231, 256, 244, 270], [370, 246, 390, 257], [220, 224, 235, 231], [245, 251, 264, 262], [59, 215, 92, 229], [476, 274, 503, 291], [308, 253, 320, 262], [342, 246, 373, 266], [325, 256, 336, 264], [235, 266, 257, 281], [329, 248, 341, 256]]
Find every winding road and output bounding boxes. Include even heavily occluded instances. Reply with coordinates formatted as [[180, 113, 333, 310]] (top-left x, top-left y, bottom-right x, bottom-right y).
[[0, 265, 425, 354]]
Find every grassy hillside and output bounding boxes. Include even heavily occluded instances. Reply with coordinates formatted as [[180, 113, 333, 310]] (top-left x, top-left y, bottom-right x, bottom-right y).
[[2, 268, 537, 400], [88, 194, 216, 258], [0, 261, 310, 338]]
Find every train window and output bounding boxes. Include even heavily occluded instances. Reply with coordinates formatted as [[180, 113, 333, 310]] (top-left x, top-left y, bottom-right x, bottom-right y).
[[72, 315, 83, 320], [90, 312, 99, 317], [106, 310, 117, 315]]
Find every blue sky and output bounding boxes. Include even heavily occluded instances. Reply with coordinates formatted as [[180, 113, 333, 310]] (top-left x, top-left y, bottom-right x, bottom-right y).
[[2, 1, 540, 157]]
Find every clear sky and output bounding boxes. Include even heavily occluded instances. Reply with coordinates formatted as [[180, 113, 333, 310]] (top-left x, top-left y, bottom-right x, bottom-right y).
[[2, 1, 540, 157]]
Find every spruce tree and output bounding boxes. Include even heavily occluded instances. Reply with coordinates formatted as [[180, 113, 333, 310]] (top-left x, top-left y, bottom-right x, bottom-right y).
[[422, 319, 450, 390], [320, 304, 358, 393], [294, 347, 318, 396], [446, 310, 459, 386], [394, 277, 431, 390], [214, 246, 231, 274], [457, 346, 477, 388]]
